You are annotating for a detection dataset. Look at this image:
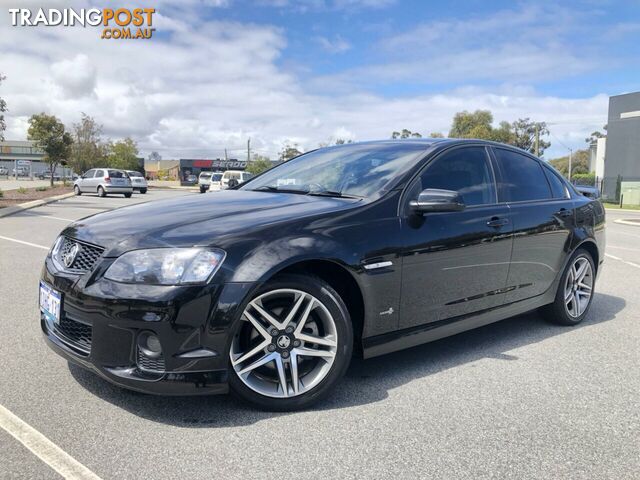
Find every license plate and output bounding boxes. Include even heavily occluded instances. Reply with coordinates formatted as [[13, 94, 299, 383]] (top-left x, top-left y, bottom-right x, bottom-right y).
[[40, 281, 62, 325]]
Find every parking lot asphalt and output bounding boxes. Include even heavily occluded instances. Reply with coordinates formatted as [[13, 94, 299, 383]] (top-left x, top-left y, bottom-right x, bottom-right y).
[[0, 192, 638, 479]]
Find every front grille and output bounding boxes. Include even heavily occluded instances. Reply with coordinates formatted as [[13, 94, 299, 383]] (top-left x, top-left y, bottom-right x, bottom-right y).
[[52, 315, 92, 355], [137, 348, 166, 373], [57, 237, 104, 273]]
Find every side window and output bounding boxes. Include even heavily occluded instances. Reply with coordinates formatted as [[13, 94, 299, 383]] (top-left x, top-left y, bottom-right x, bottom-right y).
[[408, 146, 496, 208], [84, 169, 95, 178], [493, 149, 552, 202], [95, 169, 104, 178], [543, 166, 569, 199]]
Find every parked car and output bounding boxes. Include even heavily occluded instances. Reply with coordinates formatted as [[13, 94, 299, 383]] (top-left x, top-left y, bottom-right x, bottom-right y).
[[198, 171, 223, 193], [73, 168, 133, 197], [185, 174, 198, 184], [13, 167, 29, 177], [40, 139, 605, 411], [38, 170, 61, 181], [0, 166, 8, 176], [220, 170, 253, 189], [125, 170, 148, 194], [575, 185, 600, 199]]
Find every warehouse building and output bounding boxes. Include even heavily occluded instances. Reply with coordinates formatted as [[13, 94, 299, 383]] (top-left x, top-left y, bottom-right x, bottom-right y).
[[598, 91, 640, 201]]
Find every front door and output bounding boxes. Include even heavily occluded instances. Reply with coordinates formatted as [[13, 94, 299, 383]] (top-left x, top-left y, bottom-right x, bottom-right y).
[[399, 145, 513, 329]]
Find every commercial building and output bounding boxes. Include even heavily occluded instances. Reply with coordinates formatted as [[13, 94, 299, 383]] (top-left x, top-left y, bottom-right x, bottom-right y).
[[0, 140, 47, 177], [597, 91, 640, 201]]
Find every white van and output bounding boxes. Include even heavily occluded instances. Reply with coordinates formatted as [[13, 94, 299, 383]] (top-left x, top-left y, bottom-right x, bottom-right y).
[[220, 170, 253, 189]]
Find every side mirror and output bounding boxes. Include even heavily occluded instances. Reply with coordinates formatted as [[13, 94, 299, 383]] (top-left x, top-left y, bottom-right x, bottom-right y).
[[409, 188, 465, 214]]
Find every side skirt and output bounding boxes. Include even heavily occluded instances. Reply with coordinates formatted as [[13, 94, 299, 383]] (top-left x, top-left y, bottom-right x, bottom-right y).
[[362, 290, 555, 359]]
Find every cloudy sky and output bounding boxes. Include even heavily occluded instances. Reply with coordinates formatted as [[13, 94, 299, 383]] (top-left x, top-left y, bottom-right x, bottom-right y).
[[0, 0, 638, 160]]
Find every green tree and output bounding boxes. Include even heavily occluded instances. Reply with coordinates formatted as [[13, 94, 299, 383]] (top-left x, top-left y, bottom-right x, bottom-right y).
[[428, 132, 444, 138], [391, 129, 422, 139], [585, 128, 606, 144], [246, 154, 273, 175], [27, 113, 73, 186], [279, 143, 302, 161], [319, 137, 353, 147], [449, 110, 495, 138], [511, 118, 550, 156], [548, 149, 590, 178], [69, 113, 107, 174], [0, 73, 6, 141], [448, 110, 512, 143], [107, 137, 139, 170]]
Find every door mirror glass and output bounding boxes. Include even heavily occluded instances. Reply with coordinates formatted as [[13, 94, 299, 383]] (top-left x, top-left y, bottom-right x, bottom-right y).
[[409, 188, 465, 214]]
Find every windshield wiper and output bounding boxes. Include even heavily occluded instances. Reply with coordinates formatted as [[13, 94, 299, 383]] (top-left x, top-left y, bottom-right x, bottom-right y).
[[252, 185, 310, 195], [307, 190, 362, 199]]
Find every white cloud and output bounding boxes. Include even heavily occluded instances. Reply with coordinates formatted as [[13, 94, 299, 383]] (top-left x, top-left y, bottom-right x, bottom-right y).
[[51, 54, 97, 98], [316, 35, 351, 53]]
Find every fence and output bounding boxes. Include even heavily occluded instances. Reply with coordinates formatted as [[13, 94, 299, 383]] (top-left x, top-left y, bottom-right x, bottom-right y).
[[596, 176, 640, 205]]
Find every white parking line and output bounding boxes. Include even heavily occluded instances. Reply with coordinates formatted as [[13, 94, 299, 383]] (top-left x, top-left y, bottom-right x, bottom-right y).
[[0, 235, 49, 250], [0, 404, 102, 480], [605, 253, 640, 269], [20, 213, 76, 222]]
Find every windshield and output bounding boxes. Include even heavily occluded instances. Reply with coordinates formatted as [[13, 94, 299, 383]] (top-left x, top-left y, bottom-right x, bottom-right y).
[[240, 143, 428, 198], [200, 173, 212, 179], [212, 173, 223, 181], [109, 170, 126, 178], [127, 171, 143, 177]]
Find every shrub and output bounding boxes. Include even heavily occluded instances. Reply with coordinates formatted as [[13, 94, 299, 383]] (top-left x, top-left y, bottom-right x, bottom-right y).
[[36, 186, 49, 192], [0, 188, 3, 198], [17, 187, 28, 194], [572, 173, 596, 186]]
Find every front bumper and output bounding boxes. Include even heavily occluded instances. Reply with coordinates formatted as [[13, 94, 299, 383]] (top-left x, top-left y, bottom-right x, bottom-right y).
[[40, 256, 254, 395]]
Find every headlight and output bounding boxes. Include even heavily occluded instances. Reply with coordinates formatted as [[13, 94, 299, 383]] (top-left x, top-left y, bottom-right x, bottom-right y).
[[104, 248, 226, 285]]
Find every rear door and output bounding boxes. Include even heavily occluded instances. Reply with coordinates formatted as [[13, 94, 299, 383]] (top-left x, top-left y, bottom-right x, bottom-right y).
[[490, 147, 574, 303], [399, 145, 513, 329]]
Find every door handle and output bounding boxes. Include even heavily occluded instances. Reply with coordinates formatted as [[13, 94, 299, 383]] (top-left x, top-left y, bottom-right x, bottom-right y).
[[556, 208, 573, 218], [487, 216, 509, 228]]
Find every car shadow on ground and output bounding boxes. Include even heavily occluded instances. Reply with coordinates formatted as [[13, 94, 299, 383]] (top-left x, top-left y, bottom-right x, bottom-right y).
[[68, 292, 625, 426]]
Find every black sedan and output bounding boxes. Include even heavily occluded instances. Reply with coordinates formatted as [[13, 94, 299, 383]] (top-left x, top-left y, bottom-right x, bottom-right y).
[[39, 139, 605, 410]]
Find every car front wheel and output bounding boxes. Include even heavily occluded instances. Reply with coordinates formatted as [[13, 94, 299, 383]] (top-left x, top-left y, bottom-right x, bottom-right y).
[[74, 185, 81, 196], [228, 274, 353, 411]]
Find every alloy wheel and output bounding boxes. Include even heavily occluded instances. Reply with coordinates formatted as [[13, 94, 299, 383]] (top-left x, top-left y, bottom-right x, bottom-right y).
[[230, 288, 338, 398], [564, 256, 593, 318]]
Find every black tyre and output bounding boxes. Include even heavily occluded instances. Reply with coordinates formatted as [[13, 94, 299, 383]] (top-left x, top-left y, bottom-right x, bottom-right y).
[[542, 248, 595, 326], [140, 188, 147, 194], [98, 186, 106, 197], [228, 273, 353, 411], [74, 185, 81, 196], [200, 186, 206, 193], [124, 192, 132, 198]]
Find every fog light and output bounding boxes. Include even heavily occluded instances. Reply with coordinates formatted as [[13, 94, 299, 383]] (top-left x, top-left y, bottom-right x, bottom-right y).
[[138, 331, 162, 358]]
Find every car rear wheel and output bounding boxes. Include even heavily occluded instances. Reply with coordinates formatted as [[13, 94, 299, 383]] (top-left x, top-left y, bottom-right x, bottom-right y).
[[140, 188, 147, 194], [98, 186, 106, 197], [228, 274, 353, 411], [124, 192, 132, 198], [542, 248, 595, 326], [74, 185, 81, 196]]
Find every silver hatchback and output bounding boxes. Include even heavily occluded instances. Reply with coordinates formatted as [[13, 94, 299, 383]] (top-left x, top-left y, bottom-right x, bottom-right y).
[[74, 168, 133, 197]]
